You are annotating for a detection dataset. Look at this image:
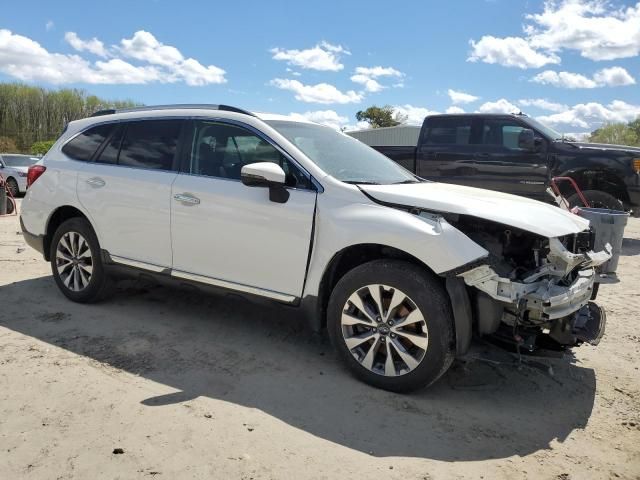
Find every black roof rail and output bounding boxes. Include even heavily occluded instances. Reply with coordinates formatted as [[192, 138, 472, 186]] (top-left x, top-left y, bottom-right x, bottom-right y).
[[90, 104, 255, 118]]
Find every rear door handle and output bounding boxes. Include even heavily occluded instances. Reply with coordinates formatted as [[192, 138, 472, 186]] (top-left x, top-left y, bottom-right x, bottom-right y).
[[86, 177, 105, 188], [173, 193, 200, 205], [473, 153, 490, 159]]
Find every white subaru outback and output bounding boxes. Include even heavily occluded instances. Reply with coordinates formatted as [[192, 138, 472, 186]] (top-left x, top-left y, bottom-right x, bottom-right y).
[[21, 104, 610, 392]]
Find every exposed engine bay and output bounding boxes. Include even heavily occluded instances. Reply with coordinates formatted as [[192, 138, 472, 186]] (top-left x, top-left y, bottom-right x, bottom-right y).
[[442, 214, 611, 353]]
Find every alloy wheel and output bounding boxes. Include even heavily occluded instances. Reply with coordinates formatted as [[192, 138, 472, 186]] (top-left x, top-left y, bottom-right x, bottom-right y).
[[341, 284, 428, 377], [55, 231, 93, 291]]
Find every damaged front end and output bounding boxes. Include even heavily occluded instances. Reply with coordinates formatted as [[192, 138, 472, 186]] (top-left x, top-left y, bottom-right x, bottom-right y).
[[449, 216, 611, 353]]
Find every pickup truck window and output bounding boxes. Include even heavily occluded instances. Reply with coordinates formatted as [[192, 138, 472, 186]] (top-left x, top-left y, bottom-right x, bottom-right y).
[[267, 120, 417, 185], [481, 119, 529, 150], [424, 117, 474, 145]]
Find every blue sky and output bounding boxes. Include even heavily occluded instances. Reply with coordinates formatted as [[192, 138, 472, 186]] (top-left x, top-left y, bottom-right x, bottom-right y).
[[1, 0, 639, 134]]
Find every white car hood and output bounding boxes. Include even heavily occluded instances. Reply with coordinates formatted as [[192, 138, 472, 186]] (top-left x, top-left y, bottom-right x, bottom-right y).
[[361, 182, 589, 238]]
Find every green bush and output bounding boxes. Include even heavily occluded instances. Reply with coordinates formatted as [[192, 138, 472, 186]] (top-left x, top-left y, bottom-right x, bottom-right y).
[[30, 140, 56, 156]]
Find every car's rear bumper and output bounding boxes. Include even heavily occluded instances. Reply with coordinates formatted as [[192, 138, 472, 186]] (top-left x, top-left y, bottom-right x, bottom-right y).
[[20, 216, 45, 256]]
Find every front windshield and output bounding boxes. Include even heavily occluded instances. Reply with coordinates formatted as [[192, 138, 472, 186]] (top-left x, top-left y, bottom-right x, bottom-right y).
[[3, 155, 39, 167], [525, 117, 564, 141], [266, 120, 418, 185]]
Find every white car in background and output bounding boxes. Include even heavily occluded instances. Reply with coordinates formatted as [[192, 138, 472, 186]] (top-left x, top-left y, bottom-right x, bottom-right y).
[[0, 153, 40, 196], [20, 104, 611, 392]]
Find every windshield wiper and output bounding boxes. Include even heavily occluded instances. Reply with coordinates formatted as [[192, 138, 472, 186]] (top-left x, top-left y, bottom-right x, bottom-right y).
[[391, 179, 420, 184], [554, 135, 579, 147], [342, 180, 381, 185]]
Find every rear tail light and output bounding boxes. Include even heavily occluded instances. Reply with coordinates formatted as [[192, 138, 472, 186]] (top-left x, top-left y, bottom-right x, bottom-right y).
[[27, 165, 46, 188], [633, 158, 640, 174]]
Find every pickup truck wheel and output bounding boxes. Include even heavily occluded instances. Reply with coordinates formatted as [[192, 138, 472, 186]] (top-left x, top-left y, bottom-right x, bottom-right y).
[[50, 217, 114, 303], [568, 190, 623, 211], [327, 260, 454, 392]]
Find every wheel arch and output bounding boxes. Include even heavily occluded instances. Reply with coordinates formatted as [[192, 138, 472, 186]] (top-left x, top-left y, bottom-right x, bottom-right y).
[[43, 205, 95, 261], [306, 243, 442, 332], [558, 168, 629, 203]]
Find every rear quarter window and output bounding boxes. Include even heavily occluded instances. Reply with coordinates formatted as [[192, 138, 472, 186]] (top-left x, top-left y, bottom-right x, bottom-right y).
[[62, 124, 114, 161]]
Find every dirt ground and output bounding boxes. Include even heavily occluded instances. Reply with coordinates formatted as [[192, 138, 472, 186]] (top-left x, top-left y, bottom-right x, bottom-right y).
[[1, 199, 639, 480]]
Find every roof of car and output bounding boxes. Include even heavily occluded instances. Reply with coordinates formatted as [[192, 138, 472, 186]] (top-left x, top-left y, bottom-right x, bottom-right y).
[[428, 112, 527, 118], [85, 104, 316, 125]]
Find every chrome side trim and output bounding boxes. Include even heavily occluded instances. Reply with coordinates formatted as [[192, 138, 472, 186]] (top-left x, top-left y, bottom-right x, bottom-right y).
[[110, 255, 167, 273], [171, 269, 297, 304]]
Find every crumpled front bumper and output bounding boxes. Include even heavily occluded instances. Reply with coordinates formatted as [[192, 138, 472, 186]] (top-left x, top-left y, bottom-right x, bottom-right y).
[[459, 264, 596, 319], [458, 239, 612, 321]]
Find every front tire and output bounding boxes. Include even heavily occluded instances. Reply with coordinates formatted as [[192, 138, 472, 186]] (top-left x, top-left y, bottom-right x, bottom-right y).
[[50, 217, 113, 303], [568, 190, 623, 211], [327, 260, 454, 392], [6, 177, 19, 197]]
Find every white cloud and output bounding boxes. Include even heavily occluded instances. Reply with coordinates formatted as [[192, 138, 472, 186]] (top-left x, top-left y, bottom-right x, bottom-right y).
[[270, 78, 362, 104], [288, 110, 349, 130], [477, 98, 519, 114], [446, 106, 466, 114], [117, 31, 226, 85], [538, 100, 640, 130], [469, 1, 640, 69], [393, 104, 439, 125], [526, 0, 640, 61], [118, 30, 182, 66], [0, 29, 226, 85], [518, 98, 568, 112], [350, 66, 403, 92], [532, 67, 635, 88], [270, 41, 349, 71], [350, 74, 384, 93], [468, 36, 560, 69], [45, 21, 54, 32], [353, 66, 402, 77], [447, 89, 479, 104], [65, 32, 108, 58], [532, 70, 598, 88], [593, 66, 636, 86]]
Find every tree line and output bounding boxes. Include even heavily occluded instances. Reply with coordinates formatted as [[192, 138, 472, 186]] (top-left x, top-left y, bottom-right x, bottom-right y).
[[356, 105, 640, 146], [0, 83, 139, 154]]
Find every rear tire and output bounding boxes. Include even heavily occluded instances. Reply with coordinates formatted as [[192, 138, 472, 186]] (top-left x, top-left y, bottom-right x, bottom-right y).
[[567, 190, 623, 211], [50, 217, 114, 303], [327, 260, 454, 393]]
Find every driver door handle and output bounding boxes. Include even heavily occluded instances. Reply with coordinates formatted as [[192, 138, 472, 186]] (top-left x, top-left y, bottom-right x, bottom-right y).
[[86, 177, 106, 188], [174, 193, 200, 205]]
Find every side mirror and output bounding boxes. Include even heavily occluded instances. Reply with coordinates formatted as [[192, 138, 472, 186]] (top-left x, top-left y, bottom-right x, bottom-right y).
[[241, 162, 289, 203], [518, 128, 535, 150]]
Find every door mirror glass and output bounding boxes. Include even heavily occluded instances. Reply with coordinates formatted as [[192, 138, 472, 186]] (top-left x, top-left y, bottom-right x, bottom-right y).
[[518, 128, 536, 150]]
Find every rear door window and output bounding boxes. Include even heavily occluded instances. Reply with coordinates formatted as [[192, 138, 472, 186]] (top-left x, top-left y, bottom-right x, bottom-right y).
[[118, 120, 183, 170], [424, 117, 474, 145], [62, 124, 114, 161], [95, 125, 123, 165]]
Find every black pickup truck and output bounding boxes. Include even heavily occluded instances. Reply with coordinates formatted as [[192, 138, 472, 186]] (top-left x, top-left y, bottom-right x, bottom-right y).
[[358, 113, 640, 215]]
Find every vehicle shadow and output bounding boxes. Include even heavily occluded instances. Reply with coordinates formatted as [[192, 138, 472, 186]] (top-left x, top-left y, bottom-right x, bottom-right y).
[[1, 275, 596, 461], [621, 237, 640, 256]]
